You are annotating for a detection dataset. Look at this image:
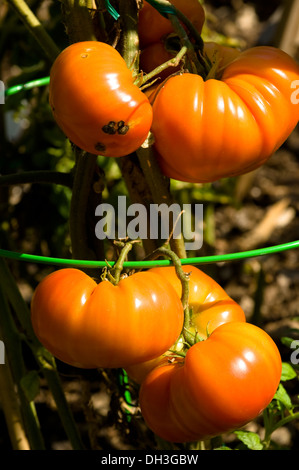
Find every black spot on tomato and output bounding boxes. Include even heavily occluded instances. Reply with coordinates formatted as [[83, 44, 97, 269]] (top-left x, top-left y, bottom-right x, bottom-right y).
[[102, 121, 117, 135], [117, 121, 129, 135], [102, 121, 130, 136], [95, 142, 106, 152]]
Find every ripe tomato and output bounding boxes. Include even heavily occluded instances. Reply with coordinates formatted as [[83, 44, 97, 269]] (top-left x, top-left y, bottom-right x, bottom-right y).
[[125, 265, 245, 383], [30, 268, 184, 369], [138, 0, 205, 48], [49, 41, 153, 157], [139, 322, 282, 442], [151, 45, 299, 183]]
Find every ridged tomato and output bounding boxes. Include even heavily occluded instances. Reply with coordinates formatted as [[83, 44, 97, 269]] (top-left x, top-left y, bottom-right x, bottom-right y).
[[139, 322, 282, 442], [151, 45, 299, 183], [49, 41, 153, 157], [30, 268, 184, 369]]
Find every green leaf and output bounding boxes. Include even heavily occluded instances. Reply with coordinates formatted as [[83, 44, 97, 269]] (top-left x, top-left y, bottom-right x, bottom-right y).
[[281, 336, 295, 348], [274, 383, 293, 410], [234, 431, 263, 450], [20, 370, 40, 402], [281, 362, 297, 381]]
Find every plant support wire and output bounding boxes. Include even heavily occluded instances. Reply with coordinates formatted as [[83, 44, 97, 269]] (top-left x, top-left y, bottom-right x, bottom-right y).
[[1, 240, 299, 269]]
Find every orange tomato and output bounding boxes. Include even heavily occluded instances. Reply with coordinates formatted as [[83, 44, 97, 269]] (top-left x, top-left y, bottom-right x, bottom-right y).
[[30, 268, 184, 369], [49, 41, 153, 157], [151, 45, 299, 183], [139, 322, 282, 442]]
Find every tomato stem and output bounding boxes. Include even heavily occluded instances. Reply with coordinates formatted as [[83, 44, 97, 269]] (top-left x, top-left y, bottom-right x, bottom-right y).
[[119, 0, 140, 77], [109, 240, 138, 284], [7, 0, 60, 62], [151, 246, 193, 342], [137, 45, 188, 87], [149, 0, 208, 77]]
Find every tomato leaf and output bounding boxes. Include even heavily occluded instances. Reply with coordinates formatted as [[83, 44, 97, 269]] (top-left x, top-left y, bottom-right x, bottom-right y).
[[234, 430, 263, 450], [20, 370, 40, 402], [280, 362, 297, 381], [274, 383, 293, 410]]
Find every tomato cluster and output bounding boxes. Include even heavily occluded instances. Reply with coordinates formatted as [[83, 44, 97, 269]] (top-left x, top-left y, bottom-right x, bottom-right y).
[[41, 0, 292, 445], [49, 2, 299, 181], [31, 263, 282, 443]]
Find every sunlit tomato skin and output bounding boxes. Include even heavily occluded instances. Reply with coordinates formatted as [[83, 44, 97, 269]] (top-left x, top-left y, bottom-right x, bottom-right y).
[[125, 265, 245, 383], [150, 265, 245, 337], [30, 268, 184, 369], [49, 41, 153, 157], [151, 45, 299, 183], [139, 322, 282, 443], [138, 0, 205, 48]]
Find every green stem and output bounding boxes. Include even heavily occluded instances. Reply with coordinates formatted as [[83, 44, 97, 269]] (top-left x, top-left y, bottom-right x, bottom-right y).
[[119, 0, 140, 76], [0, 170, 73, 188], [138, 45, 188, 87], [156, 246, 189, 310], [7, 0, 60, 62], [154, 246, 193, 343], [109, 241, 136, 284], [168, 12, 206, 76], [0, 258, 85, 449], [0, 279, 45, 449], [263, 410, 299, 448], [148, 0, 207, 75], [0, 361, 31, 449], [118, 0, 187, 259]]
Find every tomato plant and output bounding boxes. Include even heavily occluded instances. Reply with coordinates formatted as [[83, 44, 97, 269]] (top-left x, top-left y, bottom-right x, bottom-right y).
[[138, 0, 205, 48], [30, 267, 184, 369], [139, 321, 282, 443], [140, 40, 182, 81], [151, 45, 299, 183], [125, 265, 245, 383], [49, 41, 153, 157]]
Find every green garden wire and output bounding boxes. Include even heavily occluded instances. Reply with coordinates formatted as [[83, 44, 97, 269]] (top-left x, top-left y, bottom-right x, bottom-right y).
[[5, 76, 50, 97], [1, 241, 299, 269]]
